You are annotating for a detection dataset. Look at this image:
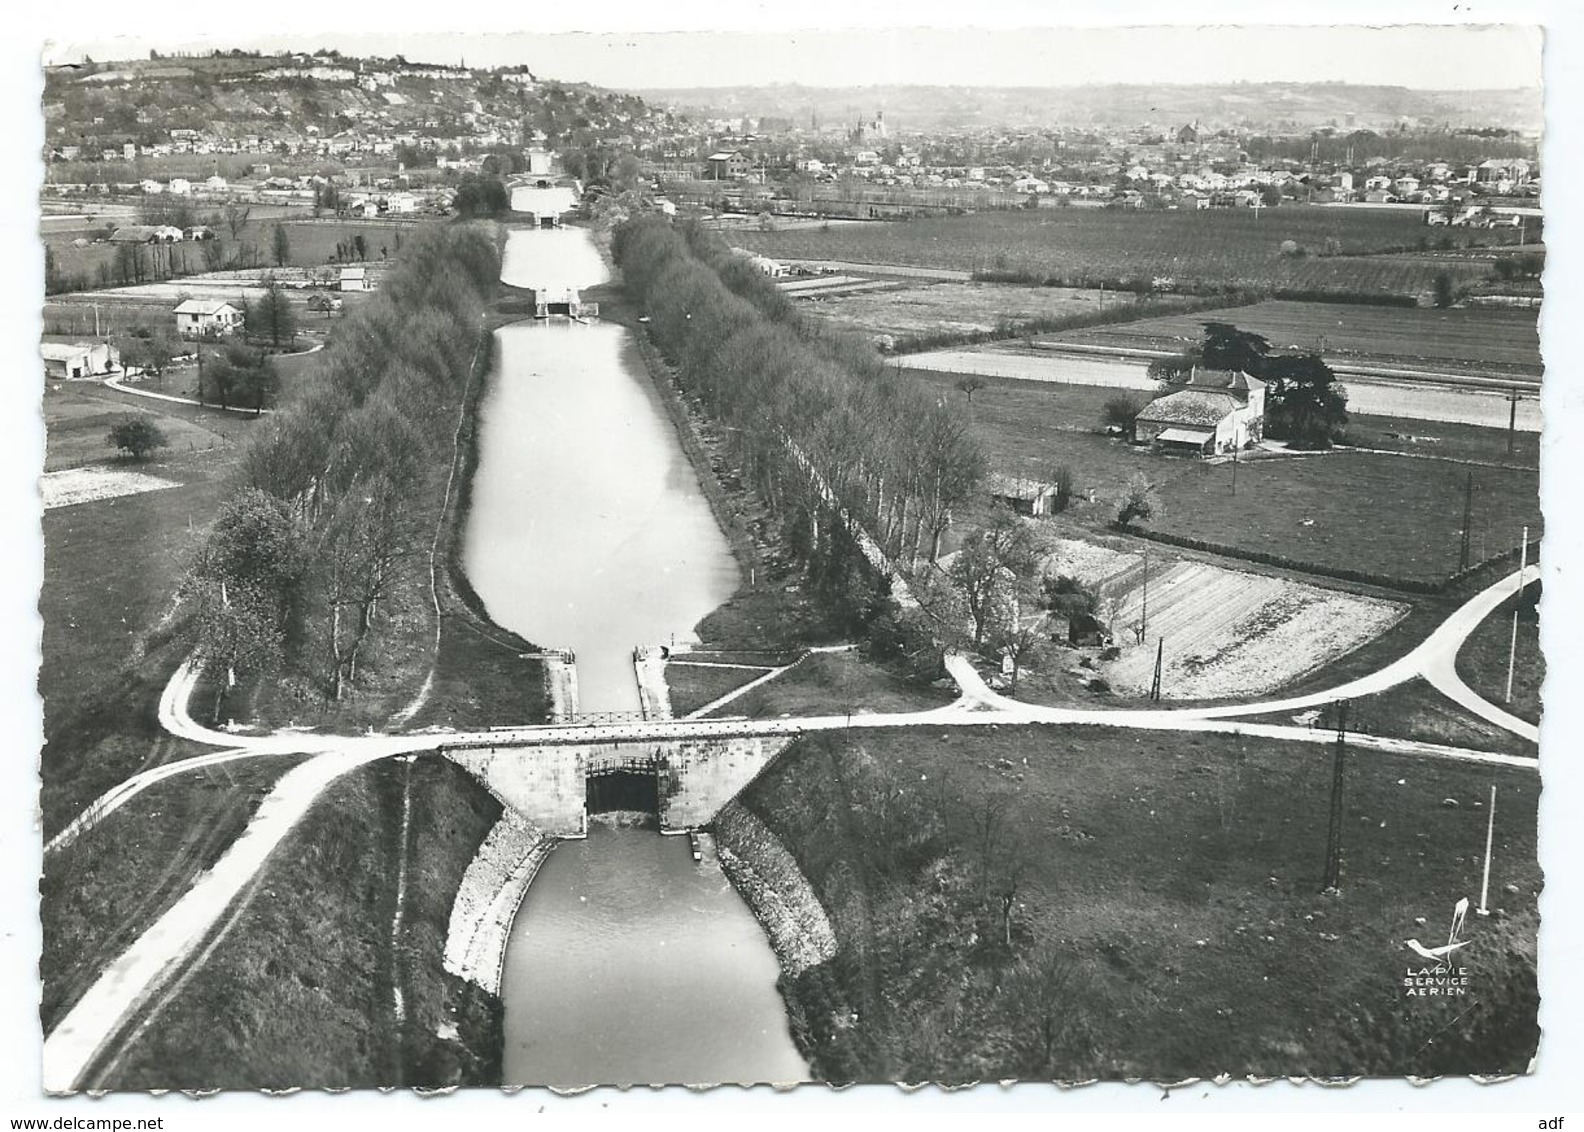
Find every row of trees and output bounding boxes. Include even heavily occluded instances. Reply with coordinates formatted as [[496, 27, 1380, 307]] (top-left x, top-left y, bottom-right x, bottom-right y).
[[614, 216, 988, 623], [186, 222, 501, 714]]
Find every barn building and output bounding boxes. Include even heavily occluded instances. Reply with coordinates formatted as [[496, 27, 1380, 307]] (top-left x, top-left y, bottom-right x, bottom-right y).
[[1135, 369, 1266, 456]]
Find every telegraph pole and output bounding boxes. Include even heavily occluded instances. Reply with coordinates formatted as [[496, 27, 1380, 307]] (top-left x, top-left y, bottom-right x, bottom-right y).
[[1150, 638, 1164, 702], [1507, 389, 1520, 459], [1322, 699, 1349, 893], [1140, 544, 1150, 643], [1506, 525, 1530, 703], [1458, 470, 1475, 572]]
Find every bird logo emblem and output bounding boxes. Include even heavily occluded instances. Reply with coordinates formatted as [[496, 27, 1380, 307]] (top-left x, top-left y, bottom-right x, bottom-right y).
[[1405, 896, 1470, 963]]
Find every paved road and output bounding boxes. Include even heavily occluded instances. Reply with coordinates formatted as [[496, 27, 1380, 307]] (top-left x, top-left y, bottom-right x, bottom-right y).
[[41, 562, 1540, 1092], [901, 346, 1543, 432]]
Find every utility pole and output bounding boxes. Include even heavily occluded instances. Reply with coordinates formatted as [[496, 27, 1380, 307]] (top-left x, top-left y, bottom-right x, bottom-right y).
[[1458, 470, 1475, 572], [1506, 525, 1530, 703], [1150, 638, 1164, 702], [1507, 389, 1520, 459], [1231, 440, 1239, 496], [1140, 544, 1149, 643], [1477, 784, 1497, 917], [1322, 699, 1349, 893]]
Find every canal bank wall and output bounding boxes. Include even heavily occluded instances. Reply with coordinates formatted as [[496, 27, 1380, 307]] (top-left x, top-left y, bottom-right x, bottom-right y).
[[712, 799, 838, 978]]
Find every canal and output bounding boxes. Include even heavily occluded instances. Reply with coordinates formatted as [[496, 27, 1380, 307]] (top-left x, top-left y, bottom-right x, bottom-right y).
[[461, 219, 807, 1086]]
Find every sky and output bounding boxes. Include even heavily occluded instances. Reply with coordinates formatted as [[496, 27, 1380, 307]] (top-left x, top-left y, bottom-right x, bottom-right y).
[[42, 18, 1542, 92]]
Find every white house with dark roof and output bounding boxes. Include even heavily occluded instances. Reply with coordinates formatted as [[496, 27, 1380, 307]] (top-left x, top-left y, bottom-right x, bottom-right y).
[[1134, 369, 1266, 455], [173, 299, 243, 338]]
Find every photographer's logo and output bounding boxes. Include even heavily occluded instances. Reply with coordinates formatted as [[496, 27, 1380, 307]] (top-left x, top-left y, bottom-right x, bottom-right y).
[[1403, 896, 1472, 997]]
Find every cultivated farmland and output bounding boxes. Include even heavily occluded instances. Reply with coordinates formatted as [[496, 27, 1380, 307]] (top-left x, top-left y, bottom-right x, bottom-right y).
[[1044, 540, 1409, 700], [729, 207, 1508, 300], [1043, 299, 1542, 377], [910, 368, 1542, 585], [786, 279, 1131, 342]]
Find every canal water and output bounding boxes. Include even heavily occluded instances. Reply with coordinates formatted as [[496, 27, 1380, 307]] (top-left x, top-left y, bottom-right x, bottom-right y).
[[464, 224, 807, 1086]]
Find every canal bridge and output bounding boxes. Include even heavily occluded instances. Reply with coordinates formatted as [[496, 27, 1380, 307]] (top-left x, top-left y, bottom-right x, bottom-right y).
[[444, 731, 793, 836]]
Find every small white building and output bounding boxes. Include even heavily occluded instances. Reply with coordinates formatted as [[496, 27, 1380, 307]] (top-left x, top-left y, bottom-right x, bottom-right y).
[[173, 299, 243, 339], [338, 266, 369, 292], [168, 178, 192, 196], [41, 340, 120, 379]]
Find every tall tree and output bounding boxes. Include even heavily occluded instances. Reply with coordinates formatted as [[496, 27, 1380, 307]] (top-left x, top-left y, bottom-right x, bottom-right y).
[[271, 223, 291, 267], [1262, 353, 1349, 449]]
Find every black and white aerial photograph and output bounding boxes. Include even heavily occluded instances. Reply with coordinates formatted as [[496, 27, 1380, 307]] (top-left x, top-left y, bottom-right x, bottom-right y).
[[6, 0, 1584, 1124]]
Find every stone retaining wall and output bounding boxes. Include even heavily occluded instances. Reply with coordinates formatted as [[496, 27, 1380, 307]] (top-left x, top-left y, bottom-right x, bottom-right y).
[[712, 799, 837, 978], [442, 806, 553, 996]]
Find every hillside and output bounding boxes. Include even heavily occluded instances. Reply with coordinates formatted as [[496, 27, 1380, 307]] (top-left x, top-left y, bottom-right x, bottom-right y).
[[43, 50, 685, 159]]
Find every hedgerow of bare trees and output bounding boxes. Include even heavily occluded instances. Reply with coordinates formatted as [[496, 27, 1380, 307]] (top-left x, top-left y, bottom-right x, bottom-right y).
[[613, 215, 986, 638], [188, 222, 500, 712]]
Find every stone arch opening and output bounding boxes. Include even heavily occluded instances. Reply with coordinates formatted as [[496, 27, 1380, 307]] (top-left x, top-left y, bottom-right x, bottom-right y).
[[586, 767, 659, 816]]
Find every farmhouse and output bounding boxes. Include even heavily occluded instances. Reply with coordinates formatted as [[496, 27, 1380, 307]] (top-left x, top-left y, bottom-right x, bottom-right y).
[[110, 225, 183, 245], [1135, 369, 1266, 456], [41, 339, 120, 380], [987, 472, 1061, 517], [173, 299, 243, 339]]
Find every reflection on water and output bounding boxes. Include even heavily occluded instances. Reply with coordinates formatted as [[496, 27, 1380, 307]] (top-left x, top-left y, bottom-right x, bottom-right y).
[[500, 824, 807, 1087], [474, 225, 800, 1088], [462, 313, 739, 713]]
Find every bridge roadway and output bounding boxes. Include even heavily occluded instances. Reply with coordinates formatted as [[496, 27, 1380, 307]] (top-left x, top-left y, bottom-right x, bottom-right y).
[[40, 561, 1541, 1092]]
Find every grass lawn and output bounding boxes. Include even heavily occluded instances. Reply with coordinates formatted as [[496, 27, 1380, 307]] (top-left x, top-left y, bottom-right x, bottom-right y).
[[1241, 677, 1537, 758], [41, 754, 306, 1033], [40, 433, 249, 833], [710, 651, 954, 720], [100, 754, 504, 1090], [665, 661, 773, 717], [743, 724, 1540, 1081], [1456, 583, 1543, 726], [1044, 299, 1541, 376], [905, 369, 1542, 584]]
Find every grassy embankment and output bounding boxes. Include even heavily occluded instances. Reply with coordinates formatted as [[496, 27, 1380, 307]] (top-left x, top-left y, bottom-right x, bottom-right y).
[[739, 725, 1540, 1082], [1455, 584, 1543, 727], [93, 756, 504, 1090]]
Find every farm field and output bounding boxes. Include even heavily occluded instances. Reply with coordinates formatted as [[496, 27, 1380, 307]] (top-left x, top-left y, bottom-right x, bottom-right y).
[[46, 216, 422, 293], [785, 279, 1131, 343], [906, 369, 1541, 584], [727, 206, 1514, 300], [1043, 299, 1542, 376], [1030, 538, 1408, 700]]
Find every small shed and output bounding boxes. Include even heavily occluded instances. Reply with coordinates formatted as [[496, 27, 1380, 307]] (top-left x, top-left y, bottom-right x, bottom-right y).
[[338, 266, 369, 292], [987, 472, 1061, 517]]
